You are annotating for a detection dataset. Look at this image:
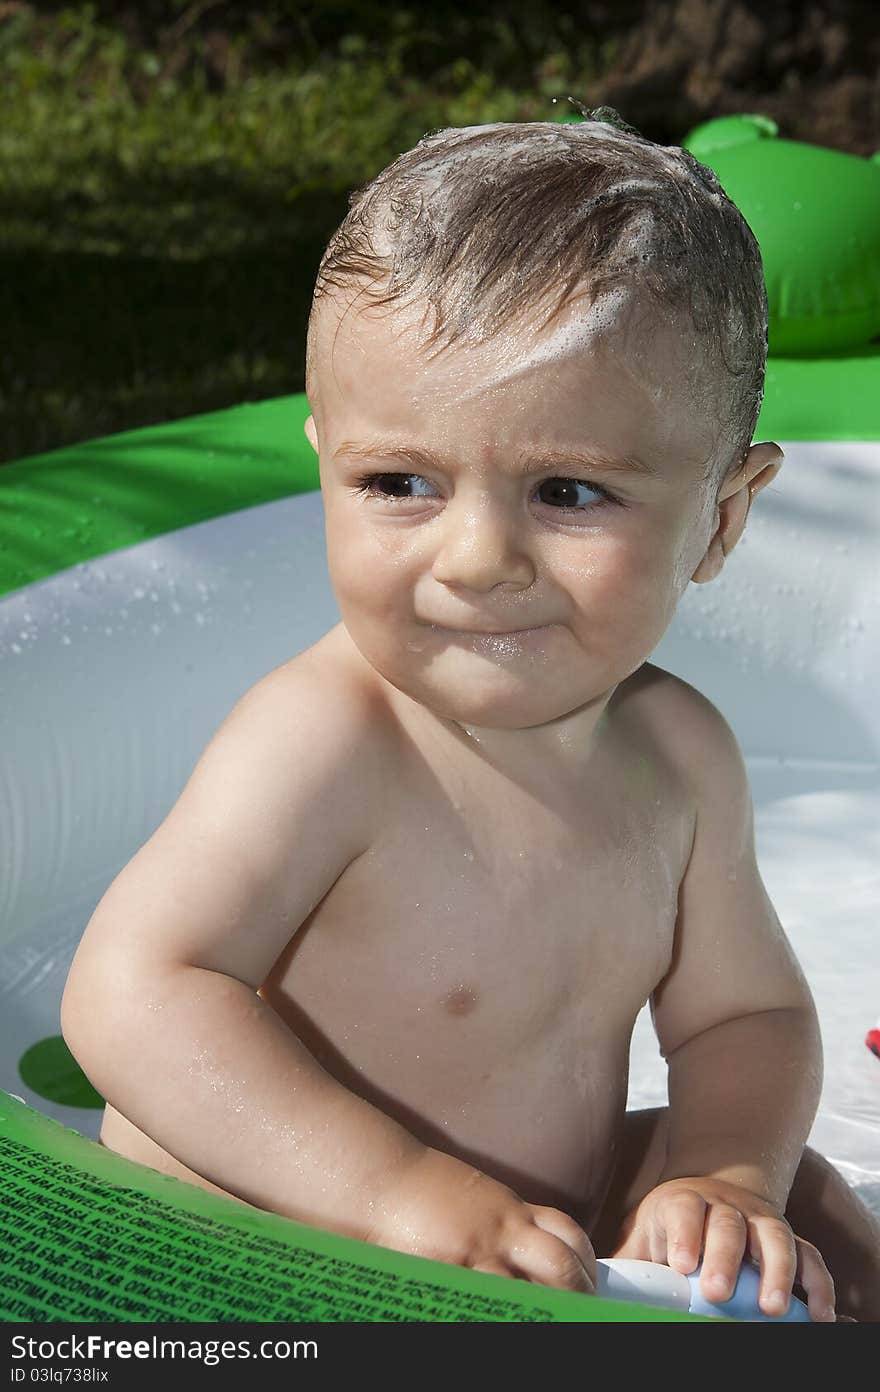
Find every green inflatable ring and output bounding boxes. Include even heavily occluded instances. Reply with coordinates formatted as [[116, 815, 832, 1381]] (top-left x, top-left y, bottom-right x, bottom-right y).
[[684, 113, 880, 357]]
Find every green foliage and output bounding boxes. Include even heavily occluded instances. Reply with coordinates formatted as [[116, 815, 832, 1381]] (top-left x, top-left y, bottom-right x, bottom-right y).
[[0, 4, 616, 462]]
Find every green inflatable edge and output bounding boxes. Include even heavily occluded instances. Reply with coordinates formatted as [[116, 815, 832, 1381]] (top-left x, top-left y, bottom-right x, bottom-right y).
[[0, 1092, 705, 1322]]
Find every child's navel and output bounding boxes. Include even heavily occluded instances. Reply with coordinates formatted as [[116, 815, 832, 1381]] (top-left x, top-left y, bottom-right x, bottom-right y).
[[441, 985, 479, 1016]]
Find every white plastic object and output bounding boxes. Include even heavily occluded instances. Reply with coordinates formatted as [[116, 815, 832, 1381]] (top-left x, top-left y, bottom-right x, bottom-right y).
[[596, 1258, 812, 1321]]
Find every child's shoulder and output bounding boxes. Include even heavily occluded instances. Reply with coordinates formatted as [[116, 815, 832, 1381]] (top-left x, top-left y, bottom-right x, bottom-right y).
[[615, 661, 745, 793], [71, 627, 396, 998], [618, 660, 735, 729], [259, 621, 384, 708], [244, 622, 397, 765]]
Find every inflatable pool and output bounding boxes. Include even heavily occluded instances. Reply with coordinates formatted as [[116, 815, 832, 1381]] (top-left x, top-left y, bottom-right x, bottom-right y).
[[2, 116, 879, 1322]]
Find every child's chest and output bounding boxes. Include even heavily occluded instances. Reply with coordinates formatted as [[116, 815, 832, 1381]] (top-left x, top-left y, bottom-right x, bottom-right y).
[[262, 734, 693, 1081]]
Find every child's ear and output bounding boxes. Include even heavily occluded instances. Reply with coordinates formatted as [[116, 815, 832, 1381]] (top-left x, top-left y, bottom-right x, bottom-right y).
[[303, 414, 318, 453], [692, 442, 783, 584]]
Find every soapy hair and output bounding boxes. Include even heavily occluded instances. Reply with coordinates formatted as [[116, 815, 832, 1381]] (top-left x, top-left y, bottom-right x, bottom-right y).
[[306, 108, 769, 482]]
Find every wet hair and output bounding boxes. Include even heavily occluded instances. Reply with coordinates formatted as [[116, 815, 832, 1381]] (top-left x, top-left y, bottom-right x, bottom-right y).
[[306, 106, 769, 483]]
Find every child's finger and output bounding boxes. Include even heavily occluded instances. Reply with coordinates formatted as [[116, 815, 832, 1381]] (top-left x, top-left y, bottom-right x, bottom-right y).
[[657, 1189, 707, 1273], [794, 1240, 837, 1323], [698, 1204, 748, 1303], [506, 1224, 595, 1293], [530, 1205, 597, 1286], [746, 1217, 798, 1317], [608, 1220, 652, 1263], [471, 1258, 514, 1280]]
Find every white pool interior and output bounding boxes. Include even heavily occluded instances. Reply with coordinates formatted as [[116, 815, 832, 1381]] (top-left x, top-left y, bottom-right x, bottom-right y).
[[1, 440, 878, 1217]]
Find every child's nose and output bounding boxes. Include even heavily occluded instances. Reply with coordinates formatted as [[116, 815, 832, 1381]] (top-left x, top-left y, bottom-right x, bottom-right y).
[[430, 494, 535, 592]]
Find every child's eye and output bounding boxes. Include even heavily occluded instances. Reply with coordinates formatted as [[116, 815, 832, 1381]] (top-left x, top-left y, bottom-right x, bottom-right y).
[[535, 478, 617, 509], [352, 472, 438, 501], [351, 472, 620, 510]]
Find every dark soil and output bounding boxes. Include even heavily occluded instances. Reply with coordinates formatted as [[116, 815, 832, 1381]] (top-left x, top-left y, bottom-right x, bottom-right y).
[[15, 0, 880, 153], [583, 0, 879, 156]]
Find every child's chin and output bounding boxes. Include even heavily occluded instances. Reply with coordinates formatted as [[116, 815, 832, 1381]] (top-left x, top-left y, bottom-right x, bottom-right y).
[[413, 672, 583, 730]]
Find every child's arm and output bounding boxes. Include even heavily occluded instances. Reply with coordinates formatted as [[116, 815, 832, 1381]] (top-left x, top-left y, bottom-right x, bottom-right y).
[[615, 682, 835, 1320], [61, 663, 594, 1293]]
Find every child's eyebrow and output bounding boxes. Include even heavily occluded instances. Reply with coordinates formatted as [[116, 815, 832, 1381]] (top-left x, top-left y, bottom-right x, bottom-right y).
[[333, 440, 658, 479]]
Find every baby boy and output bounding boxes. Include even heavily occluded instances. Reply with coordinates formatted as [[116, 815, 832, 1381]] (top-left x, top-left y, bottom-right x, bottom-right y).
[[63, 113, 880, 1320]]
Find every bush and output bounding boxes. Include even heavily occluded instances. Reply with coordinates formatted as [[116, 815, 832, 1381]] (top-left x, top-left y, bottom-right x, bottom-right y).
[[1, 3, 603, 460]]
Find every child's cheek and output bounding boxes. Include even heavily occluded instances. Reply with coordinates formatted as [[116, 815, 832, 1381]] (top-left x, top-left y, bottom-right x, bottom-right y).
[[564, 529, 680, 644], [328, 527, 413, 621], [559, 526, 654, 598]]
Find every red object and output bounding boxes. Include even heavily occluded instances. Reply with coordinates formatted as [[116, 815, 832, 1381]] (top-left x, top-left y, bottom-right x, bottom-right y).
[[866, 1028, 880, 1060]]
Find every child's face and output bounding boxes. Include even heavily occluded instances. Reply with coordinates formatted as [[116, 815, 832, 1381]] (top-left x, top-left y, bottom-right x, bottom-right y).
[[307, 286, 729, 746]]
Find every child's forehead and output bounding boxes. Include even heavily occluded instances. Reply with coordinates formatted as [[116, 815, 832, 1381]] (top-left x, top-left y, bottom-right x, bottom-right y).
[[315, 284, 725, 481], [326, 280, 708, 393]]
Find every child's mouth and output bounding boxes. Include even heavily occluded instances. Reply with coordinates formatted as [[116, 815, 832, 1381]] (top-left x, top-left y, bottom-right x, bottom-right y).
[[432, 624, 551, 639]]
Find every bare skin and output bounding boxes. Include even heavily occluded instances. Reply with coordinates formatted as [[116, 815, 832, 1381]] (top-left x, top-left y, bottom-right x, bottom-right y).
[[64, 284, 879, 1320], [99, 631, 693, 1237]]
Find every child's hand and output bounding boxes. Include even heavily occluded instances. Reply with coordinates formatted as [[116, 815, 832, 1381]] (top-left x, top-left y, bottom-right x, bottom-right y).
[[365, 1145, 596, 1294], [611, 1176, 836, 1321]]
